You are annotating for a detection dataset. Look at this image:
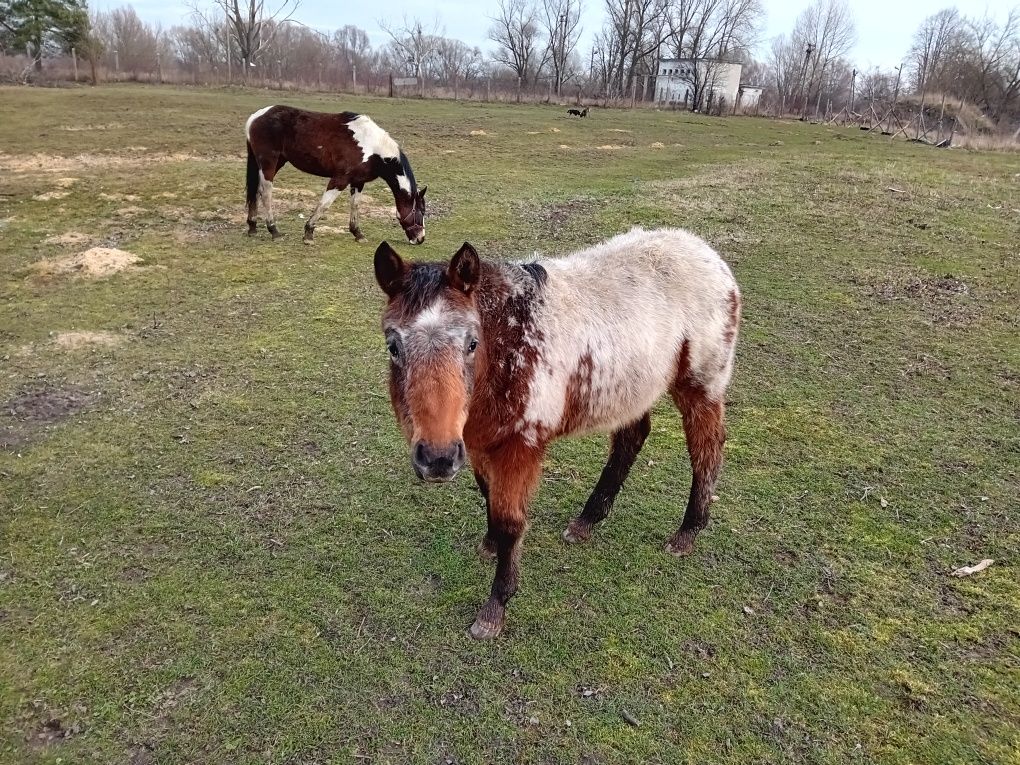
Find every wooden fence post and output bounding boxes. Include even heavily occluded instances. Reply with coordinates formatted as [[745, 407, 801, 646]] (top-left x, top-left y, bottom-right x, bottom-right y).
[[389, 72, 394, 98]]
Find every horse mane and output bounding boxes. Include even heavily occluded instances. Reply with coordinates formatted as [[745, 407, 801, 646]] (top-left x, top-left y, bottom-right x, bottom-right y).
[[399, 263, 447, 313], [398, 151, 418, 193]]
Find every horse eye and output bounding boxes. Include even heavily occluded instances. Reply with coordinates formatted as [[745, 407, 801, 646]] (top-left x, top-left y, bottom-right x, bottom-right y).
[[467, 339, 478, 353], [387, 341, 400, 359]]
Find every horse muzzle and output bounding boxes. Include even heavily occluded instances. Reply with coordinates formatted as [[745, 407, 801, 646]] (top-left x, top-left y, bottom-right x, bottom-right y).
[[412, 439, 465, 482]]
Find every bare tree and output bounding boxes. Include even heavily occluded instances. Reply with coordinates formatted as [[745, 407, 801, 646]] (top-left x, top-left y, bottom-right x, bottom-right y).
[[539, 0, 582, 95], [210, 0, 299, 76], [434, 36, 483, 89], [793, 0, 855, 114], [380, 15, 440, 96], [488, 0, 541, 85], [908, 8, 961, 94]]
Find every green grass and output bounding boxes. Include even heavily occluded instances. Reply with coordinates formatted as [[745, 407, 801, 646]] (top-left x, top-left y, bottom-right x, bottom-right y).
[[1, 84, 1018, 764]]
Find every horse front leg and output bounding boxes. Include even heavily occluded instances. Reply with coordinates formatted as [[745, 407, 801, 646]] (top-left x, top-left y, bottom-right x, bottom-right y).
[[303, 179, 345, 244], [348, 184, 367, 243], [473, 469, 497, 562], [469, 442, 543, 640]]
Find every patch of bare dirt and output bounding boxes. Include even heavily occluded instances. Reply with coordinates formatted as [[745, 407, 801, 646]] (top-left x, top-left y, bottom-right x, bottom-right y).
[[607, 128, 632, 133], [100, 192, 140, 202], [28, 717, 83, 749], [469, 129, 489, 136], [596, 144, 626, 150], [32, 190, 70, 201], [0, 151, 222, 176], [43, 231, 90, 246], [61, 122, 123, 132], [114, 206, 149, 218], [518, 197, 601, 241], [857, 273, 976, 327], [1, 385, 95, 449], [31, 247, 141, 280], [55, 177, 78, 188], [650, 141, 665, 148], [52, 331, 123, 349]]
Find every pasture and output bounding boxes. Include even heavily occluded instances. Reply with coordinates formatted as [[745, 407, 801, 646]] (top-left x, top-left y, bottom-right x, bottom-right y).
[[0, 85, 1017, 764]]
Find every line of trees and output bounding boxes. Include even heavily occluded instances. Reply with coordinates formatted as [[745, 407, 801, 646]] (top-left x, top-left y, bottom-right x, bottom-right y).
[[2, 0, 1019, 127]]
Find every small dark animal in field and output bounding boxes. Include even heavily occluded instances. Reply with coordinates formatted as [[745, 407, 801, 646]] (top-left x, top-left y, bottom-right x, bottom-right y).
[[566, 107, 590, 117], [374, 227, 741, 639], [245, 105, 427, 244]]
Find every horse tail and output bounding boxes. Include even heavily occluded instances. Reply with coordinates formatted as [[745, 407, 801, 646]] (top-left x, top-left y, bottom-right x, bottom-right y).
[[246, 141, 260, 208]]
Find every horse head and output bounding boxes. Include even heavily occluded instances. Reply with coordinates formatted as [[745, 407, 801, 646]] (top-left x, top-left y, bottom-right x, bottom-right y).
[[374, 240, 482, 481]]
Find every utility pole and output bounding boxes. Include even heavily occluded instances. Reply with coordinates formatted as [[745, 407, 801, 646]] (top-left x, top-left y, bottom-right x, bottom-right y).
[[225, 10, 231, 83]]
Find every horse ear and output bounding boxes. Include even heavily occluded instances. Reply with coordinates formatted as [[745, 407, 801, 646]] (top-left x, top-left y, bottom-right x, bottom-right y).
[[448, 242, 480, 295], [375, 241, 408, 297], [419, 185, 427, 197]]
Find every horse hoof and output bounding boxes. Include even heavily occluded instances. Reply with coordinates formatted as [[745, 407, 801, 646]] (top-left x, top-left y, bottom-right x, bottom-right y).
[[355, 236, 368, 243], [469, 618, 502, 640], [562, 519, 592, 544], [302, 237, 314, 245], [664, 535, 696, 557]]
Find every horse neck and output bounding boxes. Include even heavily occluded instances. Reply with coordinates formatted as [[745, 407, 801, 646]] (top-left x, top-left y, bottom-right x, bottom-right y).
[[380, 164, 414, 214], [471, 263, 543, 407]]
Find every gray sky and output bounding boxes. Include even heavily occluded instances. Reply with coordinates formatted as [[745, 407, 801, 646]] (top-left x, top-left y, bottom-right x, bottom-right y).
[[109, 0, 1016, 71]]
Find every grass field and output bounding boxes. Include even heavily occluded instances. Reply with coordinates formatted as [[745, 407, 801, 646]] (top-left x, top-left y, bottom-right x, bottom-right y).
[[0, 84, 1017, 765]]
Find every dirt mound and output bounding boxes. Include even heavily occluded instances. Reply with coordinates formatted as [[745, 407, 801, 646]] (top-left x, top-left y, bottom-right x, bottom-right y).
[[32, 247, 141, 280], [33, 191, 70, 201], [469, 129, 489, 136], [650, 142, 665, 148], [596, 144, 626, 150]]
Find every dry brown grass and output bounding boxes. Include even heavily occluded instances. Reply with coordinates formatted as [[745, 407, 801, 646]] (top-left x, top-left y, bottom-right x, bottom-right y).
[[952, 132, 1020, 152]]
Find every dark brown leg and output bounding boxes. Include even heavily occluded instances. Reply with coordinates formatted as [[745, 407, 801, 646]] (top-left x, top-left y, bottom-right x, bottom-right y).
[[474, 469, 496, 562], [666, 383, 726, 556], [348, 183, 367, 242], [469, 442, 543, 640], [563, 412, 651, 543]]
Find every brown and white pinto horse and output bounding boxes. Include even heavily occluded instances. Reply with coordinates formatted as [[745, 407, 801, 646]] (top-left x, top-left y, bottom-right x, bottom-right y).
[[245, 105, 427, 244], [374, 227, 741, 640]]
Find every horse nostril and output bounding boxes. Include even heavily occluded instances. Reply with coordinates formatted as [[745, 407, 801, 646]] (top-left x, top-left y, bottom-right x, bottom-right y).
[[455, 440, 466, 463], [414, 442, 428, 467]]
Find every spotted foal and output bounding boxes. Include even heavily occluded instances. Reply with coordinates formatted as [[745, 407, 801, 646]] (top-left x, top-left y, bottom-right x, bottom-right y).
[[374, 227, 741, 639]]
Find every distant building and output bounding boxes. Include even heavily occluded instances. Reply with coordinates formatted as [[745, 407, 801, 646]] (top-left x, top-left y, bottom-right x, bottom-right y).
[[656, 59, 743, 110], [737, 84, 764, 111]]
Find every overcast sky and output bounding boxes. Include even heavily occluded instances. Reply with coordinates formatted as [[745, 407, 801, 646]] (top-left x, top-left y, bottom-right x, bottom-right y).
[[105, 0, 1017, 71]]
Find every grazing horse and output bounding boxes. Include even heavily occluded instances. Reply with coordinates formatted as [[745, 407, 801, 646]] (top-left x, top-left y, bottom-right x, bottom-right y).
[[245, 105, 427, 244], [374, 227, 741, 639]]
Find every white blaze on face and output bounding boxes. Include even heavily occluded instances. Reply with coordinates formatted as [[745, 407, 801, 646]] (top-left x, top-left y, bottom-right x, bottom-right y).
[[347, 115, 400, 163], [246, 105, 275, 141]]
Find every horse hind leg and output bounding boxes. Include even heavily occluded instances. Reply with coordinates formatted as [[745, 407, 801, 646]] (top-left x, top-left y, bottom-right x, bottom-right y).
[[258, 158, 284, 239], [563, 412, 651, 544], [665, 376, 726, 557], [348, 184, 367, 243]]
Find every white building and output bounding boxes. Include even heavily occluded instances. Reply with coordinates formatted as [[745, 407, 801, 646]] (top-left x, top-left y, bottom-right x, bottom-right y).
[[737, 85, 764, 111], [655, 59, 743, 110]]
